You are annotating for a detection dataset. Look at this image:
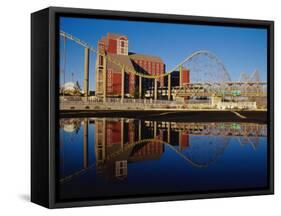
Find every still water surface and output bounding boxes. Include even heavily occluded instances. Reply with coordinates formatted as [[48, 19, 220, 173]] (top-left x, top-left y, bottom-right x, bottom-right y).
[[58, 117, 267, 201]]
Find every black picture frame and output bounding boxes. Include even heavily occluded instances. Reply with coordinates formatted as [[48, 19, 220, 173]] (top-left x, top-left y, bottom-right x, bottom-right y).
[[31, 6, 274, 208]]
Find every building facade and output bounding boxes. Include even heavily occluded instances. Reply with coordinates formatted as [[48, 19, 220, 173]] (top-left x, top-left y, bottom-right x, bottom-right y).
[[167, 68, 190, 87], [95, 33, 166, 98], [94, 119, 189, 180]]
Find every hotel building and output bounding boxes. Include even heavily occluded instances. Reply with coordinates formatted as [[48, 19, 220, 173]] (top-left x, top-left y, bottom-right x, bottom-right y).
[[95, 33, 165, 98]]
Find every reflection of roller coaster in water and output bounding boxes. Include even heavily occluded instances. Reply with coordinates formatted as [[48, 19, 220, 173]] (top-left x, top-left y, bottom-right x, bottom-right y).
[[59, 118, 267, 183]]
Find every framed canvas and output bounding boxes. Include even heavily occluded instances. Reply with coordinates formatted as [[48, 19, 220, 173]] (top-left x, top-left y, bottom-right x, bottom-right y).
[[31, 7, 274, 208]]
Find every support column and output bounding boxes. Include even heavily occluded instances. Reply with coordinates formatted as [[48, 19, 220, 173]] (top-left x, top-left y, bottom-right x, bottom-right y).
[[139, 76, 142, 99], [95, 120, 106, 164], [179, 65, 182, 88], [121, 66, 125, 102], [96, 55, 100, 95], [178, 130, 182, 151], [121, 118, 124, 151], [138, 120, 142, 141], [103, 55, 107, 102], [102, 118, 106, 159], [84, 48, 90, 97], [167, 122, 171, 144], [154, 79, 157, 100], [159, 129, 164, 142], [168, 74, 171, 100], [83, 119, 88, 169], [154, 121, 157, 138]]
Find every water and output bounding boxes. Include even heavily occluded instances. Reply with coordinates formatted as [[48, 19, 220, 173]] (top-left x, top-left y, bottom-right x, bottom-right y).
[[57, 118, 268, 201]]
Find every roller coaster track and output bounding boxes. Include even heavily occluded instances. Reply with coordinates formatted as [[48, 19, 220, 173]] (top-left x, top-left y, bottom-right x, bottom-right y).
[[59, 138, 228, 183], [60, 31, 230, 80]]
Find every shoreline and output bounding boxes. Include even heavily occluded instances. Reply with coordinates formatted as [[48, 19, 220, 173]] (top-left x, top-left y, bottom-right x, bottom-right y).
[[60, 110, 267, 123]]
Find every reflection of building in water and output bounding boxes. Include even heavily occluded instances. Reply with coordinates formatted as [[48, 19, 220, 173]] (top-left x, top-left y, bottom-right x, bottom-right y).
[[145, 121, 190, 150], [180, 132, 190, 150], [94, 118, 190, 181], [93, 119, 267, 181], [95, 118, 164, 179], [60, 118, 82, 133], [115, 160, 127, 179], [59, 118, 267, 183], [93, 118, 153, 180], [129, 140, 163, 162], [83, 119, 89, 169]]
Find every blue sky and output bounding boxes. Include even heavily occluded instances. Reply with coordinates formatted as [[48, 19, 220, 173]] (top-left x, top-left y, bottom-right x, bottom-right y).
[[60, 16, 267, 90]]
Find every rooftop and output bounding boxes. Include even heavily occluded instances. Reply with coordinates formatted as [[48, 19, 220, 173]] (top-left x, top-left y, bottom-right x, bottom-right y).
[[129, 52, 164, 63], [107, 53, 165, 74]]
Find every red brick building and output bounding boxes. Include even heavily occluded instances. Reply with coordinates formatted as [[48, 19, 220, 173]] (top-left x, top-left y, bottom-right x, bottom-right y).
[[169, 68, 190, 87], [182, 68, 190, 85], [180, 132, 190, 150], [95, 33, 165, 97]]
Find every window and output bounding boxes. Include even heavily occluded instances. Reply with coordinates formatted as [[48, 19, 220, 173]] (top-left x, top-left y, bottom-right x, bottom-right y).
[[118, 39, 128, 55], [99, 55, 103, 65]]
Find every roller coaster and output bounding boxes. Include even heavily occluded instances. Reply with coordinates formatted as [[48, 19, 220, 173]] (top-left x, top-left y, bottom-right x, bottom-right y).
[[59, 31, 267, 110], [59, 118, 266, 183]]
